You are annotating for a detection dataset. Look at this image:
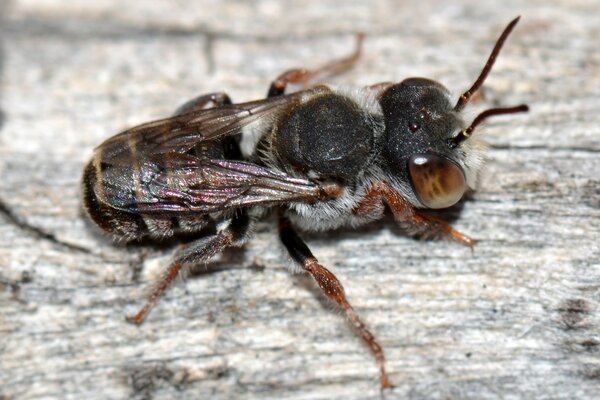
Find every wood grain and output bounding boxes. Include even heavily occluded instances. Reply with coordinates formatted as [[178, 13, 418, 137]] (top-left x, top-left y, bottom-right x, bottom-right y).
[[1, 1, 599, 399]]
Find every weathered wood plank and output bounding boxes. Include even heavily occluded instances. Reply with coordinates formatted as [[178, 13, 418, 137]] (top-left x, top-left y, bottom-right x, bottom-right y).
[[1, 1, 599, 399]]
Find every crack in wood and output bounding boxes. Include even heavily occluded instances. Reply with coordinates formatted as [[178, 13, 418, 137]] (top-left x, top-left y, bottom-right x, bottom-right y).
[[202, 32, 216, 75], [490, 144, 600, 153], [0, 197, 92, 254], [2, 15, 378, 43]]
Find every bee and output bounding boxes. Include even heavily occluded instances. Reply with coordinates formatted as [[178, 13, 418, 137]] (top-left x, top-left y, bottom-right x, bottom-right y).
[[82, 17, 528, 388]]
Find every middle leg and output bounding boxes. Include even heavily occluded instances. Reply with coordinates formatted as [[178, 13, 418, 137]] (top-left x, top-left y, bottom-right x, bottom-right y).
[[278, 215, 392, 389], [267, 33, 364, 97]]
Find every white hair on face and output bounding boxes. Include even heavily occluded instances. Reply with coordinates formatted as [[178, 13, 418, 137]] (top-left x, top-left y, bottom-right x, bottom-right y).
[[449, 104, 489, 190], [457, 133, 488, 189]]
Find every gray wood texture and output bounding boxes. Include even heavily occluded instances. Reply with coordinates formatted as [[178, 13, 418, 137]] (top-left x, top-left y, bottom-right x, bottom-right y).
[[1, 1, 599, 399]]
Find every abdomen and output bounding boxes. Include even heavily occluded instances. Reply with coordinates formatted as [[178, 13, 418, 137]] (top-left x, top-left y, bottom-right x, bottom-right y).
[[82, 130, 246, 240], [82, 160, 211, 240]]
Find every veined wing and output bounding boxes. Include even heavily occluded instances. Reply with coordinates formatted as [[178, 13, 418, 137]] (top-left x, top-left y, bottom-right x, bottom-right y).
[[95, 89, 321, 165], [96, 154, 336, 214]]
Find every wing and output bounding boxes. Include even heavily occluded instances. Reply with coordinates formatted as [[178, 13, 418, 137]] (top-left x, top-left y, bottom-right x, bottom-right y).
[[92, 86, 337, 214], [97, 154, 334, 214], [96, 89, 320, 162]]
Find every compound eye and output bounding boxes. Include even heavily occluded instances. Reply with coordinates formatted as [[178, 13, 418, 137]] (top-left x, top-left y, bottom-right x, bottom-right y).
[[408, 154, 466, 209]]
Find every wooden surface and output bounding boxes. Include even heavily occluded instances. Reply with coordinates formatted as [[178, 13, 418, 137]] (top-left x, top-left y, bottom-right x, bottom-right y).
[[1, 1, 599, 399]]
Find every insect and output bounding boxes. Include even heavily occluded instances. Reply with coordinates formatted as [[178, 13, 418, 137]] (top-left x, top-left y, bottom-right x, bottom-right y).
[[82, 17, 528, 388]]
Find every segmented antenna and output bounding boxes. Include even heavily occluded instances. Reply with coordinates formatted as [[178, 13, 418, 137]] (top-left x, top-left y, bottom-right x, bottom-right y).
[[448, 105, 529, 147], [454, 16, 521, 112], [448, 17, 529, 147]]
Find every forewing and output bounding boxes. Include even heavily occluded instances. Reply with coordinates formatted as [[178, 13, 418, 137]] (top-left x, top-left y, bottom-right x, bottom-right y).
[[99, 154, 325, 214], [93, 87, 333, 214], [97, 92, 305, 164]]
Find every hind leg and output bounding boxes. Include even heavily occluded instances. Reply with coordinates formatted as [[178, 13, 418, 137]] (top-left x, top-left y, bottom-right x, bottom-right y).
[[127, 213, 251, 325]]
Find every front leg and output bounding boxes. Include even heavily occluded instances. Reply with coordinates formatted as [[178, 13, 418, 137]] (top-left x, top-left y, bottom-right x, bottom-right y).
[[354, 182, 475, 247], [278, 216, 392, 389]]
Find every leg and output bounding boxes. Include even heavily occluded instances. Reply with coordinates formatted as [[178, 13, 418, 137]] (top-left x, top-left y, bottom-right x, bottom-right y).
[[353, 182, 475, 247], [267, 33, 364, 97], [126, 213, 251, 324], [173, 92, 233, 116], [278, 216, 392, 389]]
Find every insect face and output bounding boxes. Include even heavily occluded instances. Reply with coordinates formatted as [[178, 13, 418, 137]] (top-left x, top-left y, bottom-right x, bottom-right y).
[[379, 16, 528, 210], [380, 78, 468, 209]]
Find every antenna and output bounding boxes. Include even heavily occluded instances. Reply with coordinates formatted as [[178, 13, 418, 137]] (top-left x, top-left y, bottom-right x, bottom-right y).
[[454, 16, 521, 112], [448, 104, 529, 147]]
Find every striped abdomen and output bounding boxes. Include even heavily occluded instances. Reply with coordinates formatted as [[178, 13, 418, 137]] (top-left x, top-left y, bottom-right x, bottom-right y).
[[82, 160, 211, 240], [80, 129, 242, 240]]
